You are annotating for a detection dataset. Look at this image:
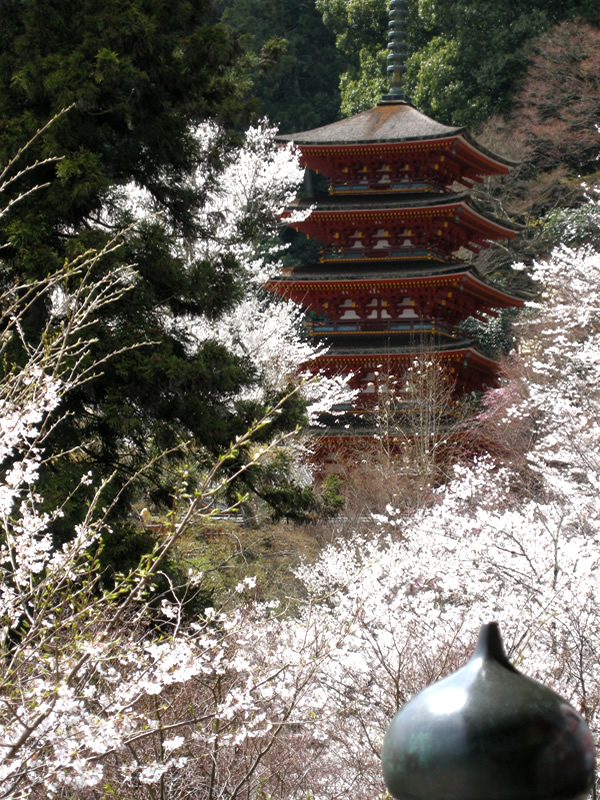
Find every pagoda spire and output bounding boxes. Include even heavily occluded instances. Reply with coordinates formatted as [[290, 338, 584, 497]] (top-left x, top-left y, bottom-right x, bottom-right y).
[[381, 0, 410, 104]]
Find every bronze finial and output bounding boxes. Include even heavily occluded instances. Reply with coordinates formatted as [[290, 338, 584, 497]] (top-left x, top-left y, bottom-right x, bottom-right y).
[[382, 622, 596, 800], [381, 0, 410, 103]]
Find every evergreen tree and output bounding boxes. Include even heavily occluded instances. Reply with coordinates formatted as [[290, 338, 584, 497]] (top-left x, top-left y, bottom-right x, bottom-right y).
[[0, 0, 305, 551], [219, 0, 344, 132], [316, 0, 388, 117]]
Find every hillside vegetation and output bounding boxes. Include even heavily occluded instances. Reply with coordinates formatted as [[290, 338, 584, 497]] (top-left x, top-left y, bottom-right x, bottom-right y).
[[0, 1, 599, 798]]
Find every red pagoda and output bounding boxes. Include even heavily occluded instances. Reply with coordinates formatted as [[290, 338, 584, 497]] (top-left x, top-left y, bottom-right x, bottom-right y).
[[265, 0, 522, 447]]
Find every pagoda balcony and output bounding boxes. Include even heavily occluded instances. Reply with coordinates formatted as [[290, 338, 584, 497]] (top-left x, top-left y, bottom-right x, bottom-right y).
[[307, 319, 455, 338], [322, 246, 440, 262], [331, 180, 442, 195]]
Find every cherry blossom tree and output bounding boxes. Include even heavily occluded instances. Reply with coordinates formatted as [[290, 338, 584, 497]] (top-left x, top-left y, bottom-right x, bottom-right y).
[[0, 256, 351, 798], [184, 119, 356, 420], [7, 228, 599, 799], [3, 120, 599, 800], [0, 122, 354, 800]]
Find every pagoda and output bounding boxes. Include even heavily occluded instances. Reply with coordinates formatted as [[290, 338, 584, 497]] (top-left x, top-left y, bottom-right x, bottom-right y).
[[265, 0, 522, 448]]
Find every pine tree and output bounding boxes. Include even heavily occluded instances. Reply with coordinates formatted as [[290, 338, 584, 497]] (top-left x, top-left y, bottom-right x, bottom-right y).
[[0, 0, 305, 551], [220, 0, 344, 132]]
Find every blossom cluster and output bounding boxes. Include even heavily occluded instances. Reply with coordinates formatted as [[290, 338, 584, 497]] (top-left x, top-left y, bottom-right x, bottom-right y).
[[187, 121, 356, 418], [2, 155, 600, 800]]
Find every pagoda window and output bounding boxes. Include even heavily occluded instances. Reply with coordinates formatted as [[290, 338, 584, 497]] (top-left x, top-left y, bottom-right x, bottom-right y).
[[397, 307, 417, 319], [365, 298, 391, 320], [339, 298, 360, 321], [396, 228, 413, 247], [395, 298, 418, 319], [350, 231, 366, 249], [373, 228, 391, 249], [376, 164, 392, 187]]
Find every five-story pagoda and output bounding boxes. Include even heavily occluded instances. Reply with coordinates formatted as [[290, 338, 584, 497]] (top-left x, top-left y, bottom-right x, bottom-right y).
[[265, 0, 522, 447]]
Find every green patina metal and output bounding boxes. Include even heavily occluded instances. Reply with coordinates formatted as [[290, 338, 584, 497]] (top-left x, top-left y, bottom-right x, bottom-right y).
[[381, 0, 410, 104], [382, 623, 596, 800]]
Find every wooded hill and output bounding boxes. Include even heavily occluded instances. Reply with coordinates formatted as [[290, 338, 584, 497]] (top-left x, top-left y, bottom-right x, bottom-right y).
[[1, 2, 600, 798]]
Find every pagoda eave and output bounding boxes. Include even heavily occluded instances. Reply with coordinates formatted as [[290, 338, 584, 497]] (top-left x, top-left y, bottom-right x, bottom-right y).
[[310, 345, 500, 395], [287, 199, 519, 245], [264, 271, 523, 312], [311, 344, 499, 378], [295, 133, 512, 189], [286, 199, 517, 261]]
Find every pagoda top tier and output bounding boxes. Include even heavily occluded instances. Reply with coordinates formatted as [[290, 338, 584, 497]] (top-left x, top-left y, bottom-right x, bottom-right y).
[[276, 102, 516, 191], [277, 101, 462, 147]]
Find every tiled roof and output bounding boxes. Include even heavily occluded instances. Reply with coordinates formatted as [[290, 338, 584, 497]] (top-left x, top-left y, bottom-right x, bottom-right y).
[[276, 101, 462, 145]]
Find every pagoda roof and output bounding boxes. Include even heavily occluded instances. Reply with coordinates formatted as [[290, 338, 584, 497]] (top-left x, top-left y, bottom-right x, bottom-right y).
[[292, 192, 520, 226], [313, 340, 500, 389], [287, 194, 521, 244], [277, 259, 473, 279], [265, 266, 524, 310], [318, 335, 485, 357], [277, 101, 460, 146], [301, 191, 470, 210], [276, 100, 516, 171]]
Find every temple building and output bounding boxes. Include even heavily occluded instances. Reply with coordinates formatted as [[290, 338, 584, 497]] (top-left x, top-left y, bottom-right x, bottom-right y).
[[265, 0, 522, 449]]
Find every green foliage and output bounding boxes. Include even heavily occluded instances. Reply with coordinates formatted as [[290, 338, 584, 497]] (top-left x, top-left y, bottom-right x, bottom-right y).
[[340, 48, 388, 117], [541, 201, 600, 249], [316, 0, 600, 126], [460, 309, 519, 359], [281, 229, 322, 270], [316, 0, 388, 56], [220, 0, 344, 131], [406, 36, 464, 122], [320, 473, 345, 517], [0, 0, 303, 569], [238, 446, 345, 524], [316, 0, 388, 117], [408, 2, 550, 126]]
